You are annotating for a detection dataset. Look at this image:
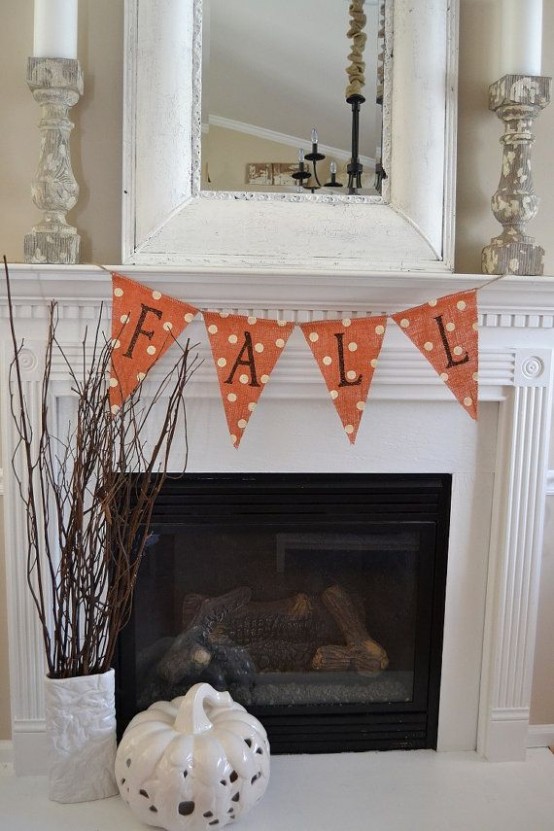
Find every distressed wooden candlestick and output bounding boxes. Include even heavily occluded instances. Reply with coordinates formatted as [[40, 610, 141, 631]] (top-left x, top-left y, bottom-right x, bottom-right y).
[[482, 74, 551, 276], [24, 57, 83, 264]]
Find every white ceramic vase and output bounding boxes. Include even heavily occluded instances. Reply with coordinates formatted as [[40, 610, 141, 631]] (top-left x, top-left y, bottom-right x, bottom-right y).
[[44, 668, 118, 803]]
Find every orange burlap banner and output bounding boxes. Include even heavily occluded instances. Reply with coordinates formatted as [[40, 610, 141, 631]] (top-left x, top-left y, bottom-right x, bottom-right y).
[[109, 273, 199, 411], [392, 289, 479, 419], [299, 316, 388, 443], [203, 311, 294, 447]]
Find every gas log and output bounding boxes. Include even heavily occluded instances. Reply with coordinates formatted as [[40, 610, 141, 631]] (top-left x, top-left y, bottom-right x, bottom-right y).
[[141, 584, 389, 698]]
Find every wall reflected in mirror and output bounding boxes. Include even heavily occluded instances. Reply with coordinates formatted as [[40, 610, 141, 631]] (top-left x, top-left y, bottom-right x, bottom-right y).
[[201, 0, 384, 196]]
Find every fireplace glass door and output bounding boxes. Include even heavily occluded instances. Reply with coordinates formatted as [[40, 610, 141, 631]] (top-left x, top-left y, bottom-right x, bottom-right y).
[[117, 474, 451, 753]]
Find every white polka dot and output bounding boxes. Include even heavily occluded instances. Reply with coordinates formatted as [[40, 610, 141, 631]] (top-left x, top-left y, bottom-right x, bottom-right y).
[[110, 404, 120, 414], [356, 401, 365, 411], [146, 345, 156, 356], [440, 372, 449, 381], [217, 357, 227, 368], [428, 299, 438, 307], [277, 319, 288, 327], [109, 377, 118, 387], [227, 392, 237, 402], [237, 419, 247, 429], [152, 290, 162, 301], [230, 434, 237, 445], [424, 342, 434, 351], [473, 322, 478, 331], [457, 300, 467, 311], [247, 316, 257, 325], [208, 324, 218, 335], [228, 334, 238, 344], [254, 342, 264, 353], [163, 321, 173, 331], [348, 342, 358, 352], [309, 332, 319, 342], [453, 346, 464, 356], [473, 372, 478, 381], [111, 339, 121, 349], [114, 287, 124, 297], [375, 324, 385, 335], [248, 402, 256, 412], [120, 314, 130, 324], [346, 370, 358, 380], [345, 424, 354, 435], [342, 318, 352, 327], [464, 397, 473, 407], [275, 338, 285, 348], [137, 372, 146, 382], [370, 359, 378, 368], [330, 390, 339, 399], [322, 356, 332, 366], [400, 318, 410, 328], [184, 313, 195, 323], [219, 312, 230, 318], [239, 373, 249, 384], [446, 322, 455, 332], [260, 374, 270, 384]]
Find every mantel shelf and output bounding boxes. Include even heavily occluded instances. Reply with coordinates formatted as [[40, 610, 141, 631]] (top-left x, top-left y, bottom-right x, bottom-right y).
[[3, 265, 554, 315]]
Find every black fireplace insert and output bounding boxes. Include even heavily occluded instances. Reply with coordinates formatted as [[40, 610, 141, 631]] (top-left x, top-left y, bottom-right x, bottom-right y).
[[116, 473, 451, 753]]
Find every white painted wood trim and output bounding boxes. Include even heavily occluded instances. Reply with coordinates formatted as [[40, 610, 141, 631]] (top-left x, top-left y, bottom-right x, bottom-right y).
[[0, 740, 13, 767], [527, 724, 554, 748], [478, 351, 554, 762], [546, 471, 554, 495], [122, 0, 459, 272]]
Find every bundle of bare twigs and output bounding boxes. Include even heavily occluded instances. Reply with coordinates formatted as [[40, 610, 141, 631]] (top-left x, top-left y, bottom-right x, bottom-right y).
[[4, 259, 201, 678]]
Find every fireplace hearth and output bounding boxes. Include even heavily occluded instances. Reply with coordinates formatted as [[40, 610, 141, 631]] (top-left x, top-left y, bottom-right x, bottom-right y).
[[117, 473, 451, 753]]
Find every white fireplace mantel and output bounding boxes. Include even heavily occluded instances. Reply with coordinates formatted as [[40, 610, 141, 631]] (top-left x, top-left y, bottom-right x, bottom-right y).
[[1, 265, 553, 773]]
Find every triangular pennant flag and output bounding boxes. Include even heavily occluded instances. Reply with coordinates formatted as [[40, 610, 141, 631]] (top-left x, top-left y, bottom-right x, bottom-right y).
[[392, 289, 479, 419], [109, 273, 199, 411], [299, 315, 388, 443], [203, 311, 294, 447]]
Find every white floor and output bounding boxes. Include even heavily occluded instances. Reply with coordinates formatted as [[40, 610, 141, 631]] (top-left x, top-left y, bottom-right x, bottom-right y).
[[1, 749, 554, 831]]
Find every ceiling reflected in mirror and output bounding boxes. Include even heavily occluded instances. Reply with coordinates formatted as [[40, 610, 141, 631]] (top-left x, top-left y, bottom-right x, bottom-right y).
[[201, 0, 383, 196]]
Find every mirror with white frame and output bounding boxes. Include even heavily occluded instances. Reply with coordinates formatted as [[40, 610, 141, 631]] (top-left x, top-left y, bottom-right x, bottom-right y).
[[201, 0, 383, 196], [123, 0, 458, 273]]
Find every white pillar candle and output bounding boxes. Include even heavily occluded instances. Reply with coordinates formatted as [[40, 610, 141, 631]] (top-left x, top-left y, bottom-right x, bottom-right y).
[[499, 0, 542, 77], [33, 0, 78, 60]]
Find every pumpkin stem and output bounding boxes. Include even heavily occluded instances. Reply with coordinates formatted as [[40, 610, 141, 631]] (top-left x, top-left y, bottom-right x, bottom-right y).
[[174, 683, 234, 734]]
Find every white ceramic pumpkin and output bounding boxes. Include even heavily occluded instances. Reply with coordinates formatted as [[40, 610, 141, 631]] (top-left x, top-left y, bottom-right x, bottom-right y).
[[115, 683, 270, 831]]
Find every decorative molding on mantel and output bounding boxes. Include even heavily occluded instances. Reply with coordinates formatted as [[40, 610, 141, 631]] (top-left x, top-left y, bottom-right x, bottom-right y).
[[2, 266, 554, 317]]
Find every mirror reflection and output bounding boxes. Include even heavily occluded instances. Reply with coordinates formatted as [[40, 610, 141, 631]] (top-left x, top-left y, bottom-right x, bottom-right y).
[[201, 0, 384, 196]]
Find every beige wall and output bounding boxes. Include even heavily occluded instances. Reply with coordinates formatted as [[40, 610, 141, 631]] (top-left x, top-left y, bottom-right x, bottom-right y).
[[0, 0, 553, 740]]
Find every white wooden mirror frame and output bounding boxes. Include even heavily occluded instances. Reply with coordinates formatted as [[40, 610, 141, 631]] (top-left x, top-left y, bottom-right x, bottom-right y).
[[122, 0, 458, 273]]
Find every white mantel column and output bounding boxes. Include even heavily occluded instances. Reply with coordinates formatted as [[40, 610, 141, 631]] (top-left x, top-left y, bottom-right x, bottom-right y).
[[479, 348, 554, 761]]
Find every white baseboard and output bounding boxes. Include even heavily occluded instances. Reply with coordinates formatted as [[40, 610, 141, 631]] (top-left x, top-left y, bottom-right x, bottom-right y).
[[0, 740, 14, 767], [527, 724, 554, 748]]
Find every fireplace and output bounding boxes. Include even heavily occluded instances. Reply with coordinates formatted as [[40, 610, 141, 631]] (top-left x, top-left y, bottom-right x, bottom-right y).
[[117, 473, 451, 753], [2, 268, 552, 771]]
